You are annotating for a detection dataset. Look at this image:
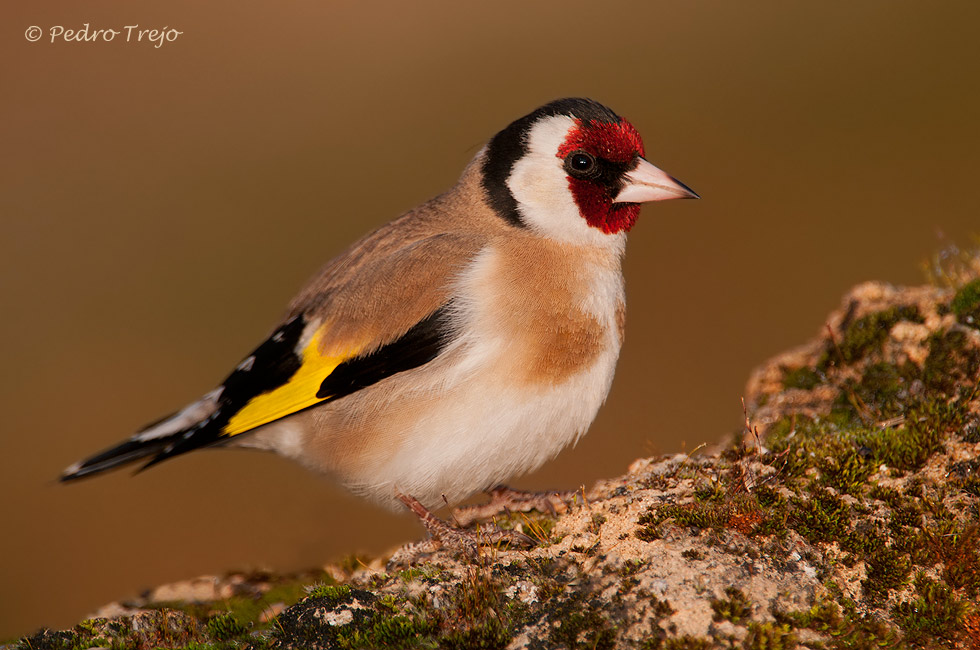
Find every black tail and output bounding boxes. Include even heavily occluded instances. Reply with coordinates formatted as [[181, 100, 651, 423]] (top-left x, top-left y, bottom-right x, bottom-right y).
[[60, 390, 230, 482], [60, 437, 176, 482]]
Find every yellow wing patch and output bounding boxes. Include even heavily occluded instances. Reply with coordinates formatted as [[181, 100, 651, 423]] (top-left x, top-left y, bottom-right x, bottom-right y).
[[222, 328, 354, 437]]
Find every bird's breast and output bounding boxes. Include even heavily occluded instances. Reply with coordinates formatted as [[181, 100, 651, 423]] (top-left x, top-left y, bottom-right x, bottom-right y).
[[458, 237, 625, 389]]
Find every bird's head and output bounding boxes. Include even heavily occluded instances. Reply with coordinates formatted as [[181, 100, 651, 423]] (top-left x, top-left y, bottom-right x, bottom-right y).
[[481, 98, 697, 245]]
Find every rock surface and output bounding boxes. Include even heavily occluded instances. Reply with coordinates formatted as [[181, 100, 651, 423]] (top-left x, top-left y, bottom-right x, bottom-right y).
[[10, 276, 980, 649]]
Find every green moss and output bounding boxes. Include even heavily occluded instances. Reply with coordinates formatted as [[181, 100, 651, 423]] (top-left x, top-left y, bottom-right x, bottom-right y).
[[669, 502, 726, 530], [397, 564, 446, 584], [546, 593, 616, 650], [14, 630, 96, 650], [75, 620, 100, 636], [443, 568, 506, 624], [618, 559, 647, 577], [270, 564, 532, 650], [203, 612, 248, 641], [306, 583, 353, 606], [753, 485, 784, 509], [423, 565, 528, 650], [919, 520, 980, 597], [710, 587, 752, 624], [637, 507, 668, 538], [850, 361, 917, 420], [776, 598, 905, 650], [635, 524, 662, 542], [523, 557, 568, 601], [861, 545, 912, 601], [888, 502, 922, 531], [243, 573, 332, 625], [861, 396, 965, 472], [439, 621, 509, 650], [766, 415, 844, 478], [339, 614, 439, 649], [518, 512, 559, 544], [923, 329, 980, 396], [588, 513, 607, 534], [636, 480, 792, 543], [743, 622, 796, 650], [860, 425, 932, 474], [640, 489, 777, 539], [661, 637, 713, 650], [789, 489, 849, 545], [694, 481, 726, 502], [951, 277, 980, 327], [648, 596, 675, 621], [17, 611, 212, 650], [820, 305, 923, 370], [752, 507, 789, 537], [867, 484, 902, 507], [816, 436, 877, 494], [141, 571, 331, 635], [771, 394, 962, 494], [274, 586, 431, 650], [569, 541, 601, 556], [829, 358, 920, 427], [773, 596, 842, 631], [958, 476, 980, 498], [634, 597, 675, 649], [782, 366, 822, 390], [398, 567, 427, 582], [892, 575, 968, 646]]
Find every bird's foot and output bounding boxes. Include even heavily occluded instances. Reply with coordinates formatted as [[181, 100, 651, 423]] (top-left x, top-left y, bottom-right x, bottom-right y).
[[386, 538, 443, 568], [391, 493, 535, 566], [452, 485, 577, 527]]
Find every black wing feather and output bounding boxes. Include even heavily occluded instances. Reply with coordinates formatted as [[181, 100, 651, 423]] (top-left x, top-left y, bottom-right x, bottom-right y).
[[317, 304, 453, 399], [142, 302, 455, 468], [61, 302, 456, 480]]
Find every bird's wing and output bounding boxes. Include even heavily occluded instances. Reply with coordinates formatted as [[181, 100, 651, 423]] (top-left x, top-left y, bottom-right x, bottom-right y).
[[215, 299, 456, 439], [153, 230, 486, 461], [62, 230, 486, 479]]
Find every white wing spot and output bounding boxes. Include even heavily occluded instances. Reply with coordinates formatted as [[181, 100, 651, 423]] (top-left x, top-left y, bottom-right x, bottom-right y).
[[236, 356, 255, 372]]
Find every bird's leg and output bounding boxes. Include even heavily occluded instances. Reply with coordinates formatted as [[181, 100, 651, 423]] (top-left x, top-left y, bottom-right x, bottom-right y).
[[452, 485, 577, 528], [395, 492, 535, 557]]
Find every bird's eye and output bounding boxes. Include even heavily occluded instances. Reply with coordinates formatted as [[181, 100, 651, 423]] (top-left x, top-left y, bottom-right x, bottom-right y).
[[565, 151, 597, 177], [570, 153, 594, 171]]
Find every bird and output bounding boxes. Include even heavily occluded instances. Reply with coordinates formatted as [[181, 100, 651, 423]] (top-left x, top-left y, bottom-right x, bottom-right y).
[[61, 98, 697, 544]]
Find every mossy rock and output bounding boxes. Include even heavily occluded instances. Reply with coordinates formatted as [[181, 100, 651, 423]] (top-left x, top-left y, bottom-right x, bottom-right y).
[[951, 277, 980, 328]]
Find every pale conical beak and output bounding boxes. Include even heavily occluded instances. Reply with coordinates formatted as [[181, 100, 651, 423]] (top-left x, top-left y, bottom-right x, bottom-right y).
[[613, 157, 700, 203]]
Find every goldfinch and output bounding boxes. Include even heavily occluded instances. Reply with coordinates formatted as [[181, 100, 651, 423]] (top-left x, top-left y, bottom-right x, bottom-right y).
[[62, 98, 697, 525]]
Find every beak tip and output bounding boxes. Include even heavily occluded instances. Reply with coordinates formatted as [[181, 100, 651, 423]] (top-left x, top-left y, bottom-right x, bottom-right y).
[[615, 158, 700, 204], [673, 177, 700, 200]]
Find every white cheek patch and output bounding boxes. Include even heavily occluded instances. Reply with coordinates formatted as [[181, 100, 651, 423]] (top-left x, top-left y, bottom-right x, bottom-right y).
[[507, 115, 623, 249]]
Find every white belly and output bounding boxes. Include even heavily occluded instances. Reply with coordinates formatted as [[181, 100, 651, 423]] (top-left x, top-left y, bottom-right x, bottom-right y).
[[361, 333, 621, 508]]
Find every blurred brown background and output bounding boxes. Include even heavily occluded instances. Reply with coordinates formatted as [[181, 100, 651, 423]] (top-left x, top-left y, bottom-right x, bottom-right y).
[[2, 0, 979, 638]]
